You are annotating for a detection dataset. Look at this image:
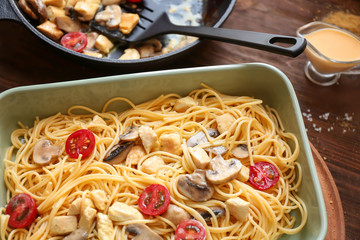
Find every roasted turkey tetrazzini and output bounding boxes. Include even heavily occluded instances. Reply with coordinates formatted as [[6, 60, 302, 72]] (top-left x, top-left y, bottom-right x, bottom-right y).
[[1, 85, 307, 240]]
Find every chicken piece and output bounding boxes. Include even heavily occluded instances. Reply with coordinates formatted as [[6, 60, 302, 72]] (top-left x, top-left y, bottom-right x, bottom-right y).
[[97, 213, 114, 240], [140, 156, 165, 174], [95, 34, 114, 54], [102, 0, 125, 5], [225, 197, 250, 222], [108, 202, 144, 222], [43, 0, 65, 7], [173, 96, 197, 113], [68, 198, 81, 215], [78, 206, 97, 231], [65, 0, 79, 7], [86, 115, 107, 133], [188, 146, 210, 169], [50, 216, 77, 235], [137, 44, 155, 58], [46, 6, 65, 22], [215, 113, 236, 134], [237, 165, 250, 182], [119, 48, 140, 60], [90, 189, 108, 211], [37, 20, 64, 41], [126, 145, 146, 165], [159, 132, 182, 155], [74, 0, 100, 21], [55, 15, 81, 33], [119, 13, 139, 34], [81, 198, 95, 215], [139, 125, 159, 154], [83, 50, 103, 58]]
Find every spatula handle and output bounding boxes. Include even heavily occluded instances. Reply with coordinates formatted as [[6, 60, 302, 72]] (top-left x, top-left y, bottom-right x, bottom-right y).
[[172, 25, 306, 57], [148, 14, 307, 57]]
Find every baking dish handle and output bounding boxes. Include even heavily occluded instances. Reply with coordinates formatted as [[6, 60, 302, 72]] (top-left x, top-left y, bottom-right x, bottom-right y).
[[0, 0, 22, 23]]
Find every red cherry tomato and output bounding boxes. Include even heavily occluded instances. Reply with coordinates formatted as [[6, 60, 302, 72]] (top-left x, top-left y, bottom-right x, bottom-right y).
[[175, 219, 206, 240], [6, 193, 38, 228], [127, 0, 142, 3], [248, 161, 279, 190], [60, 32, 87, 52], [65, 129, 95, 159], [138, 184, 171, 216]]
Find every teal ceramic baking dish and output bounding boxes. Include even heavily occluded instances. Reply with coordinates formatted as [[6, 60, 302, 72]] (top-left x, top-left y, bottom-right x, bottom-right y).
[[0, 63, 327, 239]]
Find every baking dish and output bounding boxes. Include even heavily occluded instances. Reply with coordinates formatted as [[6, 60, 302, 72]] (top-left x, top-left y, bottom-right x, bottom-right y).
[[0, 63, 327, 239]]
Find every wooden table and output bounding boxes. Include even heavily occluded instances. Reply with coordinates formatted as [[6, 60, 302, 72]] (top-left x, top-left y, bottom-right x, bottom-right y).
[[0, 0, 359, 238]]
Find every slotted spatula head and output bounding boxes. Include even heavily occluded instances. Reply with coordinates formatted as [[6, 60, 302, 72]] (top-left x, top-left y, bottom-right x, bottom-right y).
[[91, 0, 168, 44]]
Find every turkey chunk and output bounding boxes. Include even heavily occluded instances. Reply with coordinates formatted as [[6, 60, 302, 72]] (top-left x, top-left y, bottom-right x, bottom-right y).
[[216, 113, 236, 134], [225, 197, 249, 222], [140, 156, 165, 174], [50, 216, 77, 235], [126, 145, 146, 165], [97, 213, 114, 240], [78, 206, 97, 231], [173, 96, 197, 112], [139, 126, 159, 154], [108, 202, 143, 222], [159, 132, 182, 155], [91, 189, 108, 211]]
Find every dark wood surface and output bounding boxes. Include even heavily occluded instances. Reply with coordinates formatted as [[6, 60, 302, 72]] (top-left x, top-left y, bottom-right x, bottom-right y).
[[0, 0, 359, 239]]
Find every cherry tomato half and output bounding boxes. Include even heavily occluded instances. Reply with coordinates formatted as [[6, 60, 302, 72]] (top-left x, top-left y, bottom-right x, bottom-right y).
[[127, 0, 142, 3], [138, 184, 171, 216], [6, 193, 38, 228], [175, 219, 206, 240], [60, 32, 87, 52], [248, 161, 279, 190], [65, 129, 95, 159]]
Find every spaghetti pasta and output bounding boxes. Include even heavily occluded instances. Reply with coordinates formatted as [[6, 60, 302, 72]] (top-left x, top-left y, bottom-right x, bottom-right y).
[[1, 85, 307, 240]]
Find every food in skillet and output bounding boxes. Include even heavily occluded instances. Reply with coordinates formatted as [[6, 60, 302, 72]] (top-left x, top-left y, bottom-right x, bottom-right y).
[[17, 0, 200, 60], [1, 85, 307, 239]]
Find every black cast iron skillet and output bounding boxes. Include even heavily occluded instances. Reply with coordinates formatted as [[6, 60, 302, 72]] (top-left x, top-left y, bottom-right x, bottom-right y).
[[0, 0, 236, 68]]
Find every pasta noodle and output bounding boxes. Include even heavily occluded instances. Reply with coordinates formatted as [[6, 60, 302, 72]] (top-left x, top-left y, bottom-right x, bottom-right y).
[[1, 85, 307, 240]]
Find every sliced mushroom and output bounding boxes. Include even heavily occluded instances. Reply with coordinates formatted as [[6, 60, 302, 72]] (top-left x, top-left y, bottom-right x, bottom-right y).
[[161, 204, 191, 226], [177, 169, 214, 202], [63, 229, 89, 240], [231, 144, 249, 159], [144, 38, 162, 52], [138, 44, 155, 58], [125, 223, 162, 240], [205, 145, 228, 156], [186, 128, 219, 148], [85, 32, 99, 49], [104, 141, 134, 165], [19, 0, 38, 20], [55, 15, 81, 33], [206, 155, 242, 185], [95, 5, 122, 30], [198, 207, 225, 222], [33, 139, 60, 165], [26, 0, 48, 19], [119, 126, 139, 141]]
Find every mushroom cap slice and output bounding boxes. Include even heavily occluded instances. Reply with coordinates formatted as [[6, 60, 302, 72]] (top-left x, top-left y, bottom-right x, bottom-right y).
[[177, 169, 214, 202], [119, 126, 139, 141], [198, 207, 225, 222], [63, 229, 89, 240], [33, 139, 60, 165], [231, 144, 249, 159], [206, 156, 242, 185], [104, 141, 133, 165], [125, 223, 162, 240], [95, 4, 122, 30]]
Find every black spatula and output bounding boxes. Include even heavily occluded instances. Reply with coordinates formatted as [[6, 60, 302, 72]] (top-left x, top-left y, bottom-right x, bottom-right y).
[[91, 0, 307, 57]]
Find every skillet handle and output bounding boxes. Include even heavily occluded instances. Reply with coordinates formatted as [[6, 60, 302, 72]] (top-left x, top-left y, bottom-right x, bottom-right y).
[[0, 0, 21, 22]]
